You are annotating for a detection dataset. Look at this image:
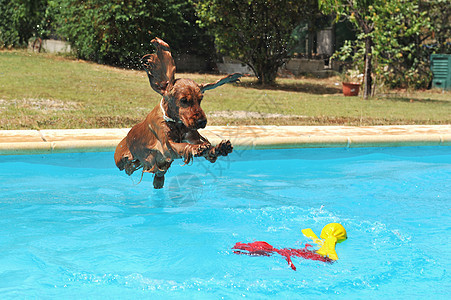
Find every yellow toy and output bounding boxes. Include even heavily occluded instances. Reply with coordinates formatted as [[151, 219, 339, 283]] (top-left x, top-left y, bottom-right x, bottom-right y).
[[302, 223, 347, 260]]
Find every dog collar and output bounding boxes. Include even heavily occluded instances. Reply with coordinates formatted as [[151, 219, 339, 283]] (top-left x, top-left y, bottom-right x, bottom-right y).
[[160, 98, 176, 123]]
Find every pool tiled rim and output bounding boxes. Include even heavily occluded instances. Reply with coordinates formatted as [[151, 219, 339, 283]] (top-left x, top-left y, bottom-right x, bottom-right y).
[[0, 125, 450, 155]]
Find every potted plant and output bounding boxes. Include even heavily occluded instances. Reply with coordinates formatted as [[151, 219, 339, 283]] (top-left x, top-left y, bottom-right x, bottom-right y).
[[331, 42, 364, 97], [341, 68, 363, 96]]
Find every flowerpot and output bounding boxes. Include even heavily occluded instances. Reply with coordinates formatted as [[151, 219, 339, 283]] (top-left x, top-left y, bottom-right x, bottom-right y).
[[342, 82, 361, 96]]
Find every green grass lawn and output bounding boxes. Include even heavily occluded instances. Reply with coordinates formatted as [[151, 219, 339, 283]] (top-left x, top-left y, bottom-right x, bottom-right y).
[[1, 50, 450, 129]]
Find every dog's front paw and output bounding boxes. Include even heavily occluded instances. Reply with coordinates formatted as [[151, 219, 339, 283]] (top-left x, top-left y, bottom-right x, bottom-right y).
[[216, 140, 233, 156], [194, 143, 211, 157]]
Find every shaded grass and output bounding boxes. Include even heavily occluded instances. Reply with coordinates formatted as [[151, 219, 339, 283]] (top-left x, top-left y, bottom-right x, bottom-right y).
[[0, 50, 450, 129]]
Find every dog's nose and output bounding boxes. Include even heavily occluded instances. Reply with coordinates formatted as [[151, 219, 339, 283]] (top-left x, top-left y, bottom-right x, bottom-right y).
[[197, 118, 207, 129]]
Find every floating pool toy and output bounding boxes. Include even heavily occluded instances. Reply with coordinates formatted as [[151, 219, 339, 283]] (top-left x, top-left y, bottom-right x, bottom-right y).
[[232, 241, 332, 271], [232, 223, 346, 270], [302, 222, 347, 260]]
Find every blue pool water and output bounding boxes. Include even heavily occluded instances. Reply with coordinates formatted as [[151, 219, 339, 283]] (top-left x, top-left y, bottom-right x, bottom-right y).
[[0, 147, 450, 298]]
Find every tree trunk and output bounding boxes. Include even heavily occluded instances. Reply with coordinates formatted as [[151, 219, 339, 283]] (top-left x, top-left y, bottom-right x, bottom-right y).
[[363, 36, 373, 99], [307, 31, 314, 59], [255, 61, 278, 85]]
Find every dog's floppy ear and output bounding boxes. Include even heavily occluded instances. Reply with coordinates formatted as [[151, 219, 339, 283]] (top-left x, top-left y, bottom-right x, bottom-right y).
[[199, 73, 242, 93], [142, 38, 176, 95]]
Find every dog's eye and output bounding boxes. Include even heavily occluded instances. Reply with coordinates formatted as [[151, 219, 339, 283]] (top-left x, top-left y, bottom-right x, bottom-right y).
[[180, 98, 189, 105]]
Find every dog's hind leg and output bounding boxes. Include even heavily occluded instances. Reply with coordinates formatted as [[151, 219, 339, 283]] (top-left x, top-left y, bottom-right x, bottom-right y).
[[153, 173, 165, 189], [114, 137, 142, 175]]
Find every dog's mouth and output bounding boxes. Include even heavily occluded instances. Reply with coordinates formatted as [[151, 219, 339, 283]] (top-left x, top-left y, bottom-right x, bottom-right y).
[[180, 116, 207, 130]]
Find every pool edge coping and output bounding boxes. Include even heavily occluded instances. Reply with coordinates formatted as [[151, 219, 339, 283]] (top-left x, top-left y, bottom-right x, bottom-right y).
[[0, 125, 450, 155]]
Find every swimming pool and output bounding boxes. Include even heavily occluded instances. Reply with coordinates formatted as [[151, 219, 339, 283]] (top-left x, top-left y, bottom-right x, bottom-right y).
[[0, 147, 449, 298]]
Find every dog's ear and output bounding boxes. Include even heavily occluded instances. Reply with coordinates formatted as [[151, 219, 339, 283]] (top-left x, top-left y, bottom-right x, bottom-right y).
[[199, 73, 242, 93], [142, 38, 176, 95]]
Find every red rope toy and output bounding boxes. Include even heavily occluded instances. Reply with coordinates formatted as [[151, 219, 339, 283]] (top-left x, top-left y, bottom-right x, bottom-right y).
[[232, 241, 332, 271]]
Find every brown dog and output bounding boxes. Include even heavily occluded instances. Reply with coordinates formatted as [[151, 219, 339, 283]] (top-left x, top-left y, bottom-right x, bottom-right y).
[[114, 38, 242, 189]]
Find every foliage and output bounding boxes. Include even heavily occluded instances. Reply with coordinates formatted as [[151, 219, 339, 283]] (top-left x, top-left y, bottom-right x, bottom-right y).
[[49, 0, 213, 68], [423, 0, 451, 54], [320, 0, 377, 98], [338, 65, 363, 84], [324, 0, 447, 91], [370, 1, 432, 89], [0, 0, 49, 48], [0, 0, 214, 66], [195, 0, 317, 85]]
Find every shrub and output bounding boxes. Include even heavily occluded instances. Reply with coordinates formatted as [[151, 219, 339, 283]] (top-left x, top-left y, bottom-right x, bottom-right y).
[[50, 0, 213, 68], [0, 0, 48, 48]]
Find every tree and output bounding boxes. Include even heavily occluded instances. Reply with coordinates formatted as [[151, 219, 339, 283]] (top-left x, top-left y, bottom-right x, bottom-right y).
[[370, 1, 432, 89], [320, 0, 376, 99], [324, 0, 436, 92], [195, 0, 317, 85]]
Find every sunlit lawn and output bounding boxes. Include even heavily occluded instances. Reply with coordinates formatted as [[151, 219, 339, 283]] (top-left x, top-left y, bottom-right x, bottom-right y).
[[0, 50, 449, 129]]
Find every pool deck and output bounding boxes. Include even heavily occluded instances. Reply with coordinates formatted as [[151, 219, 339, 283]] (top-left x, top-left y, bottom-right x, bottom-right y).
[[0, 125, 450, 155]]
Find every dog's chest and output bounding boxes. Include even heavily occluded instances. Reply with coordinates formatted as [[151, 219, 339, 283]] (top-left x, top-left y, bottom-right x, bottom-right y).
[[167, 124, 189, 143]]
